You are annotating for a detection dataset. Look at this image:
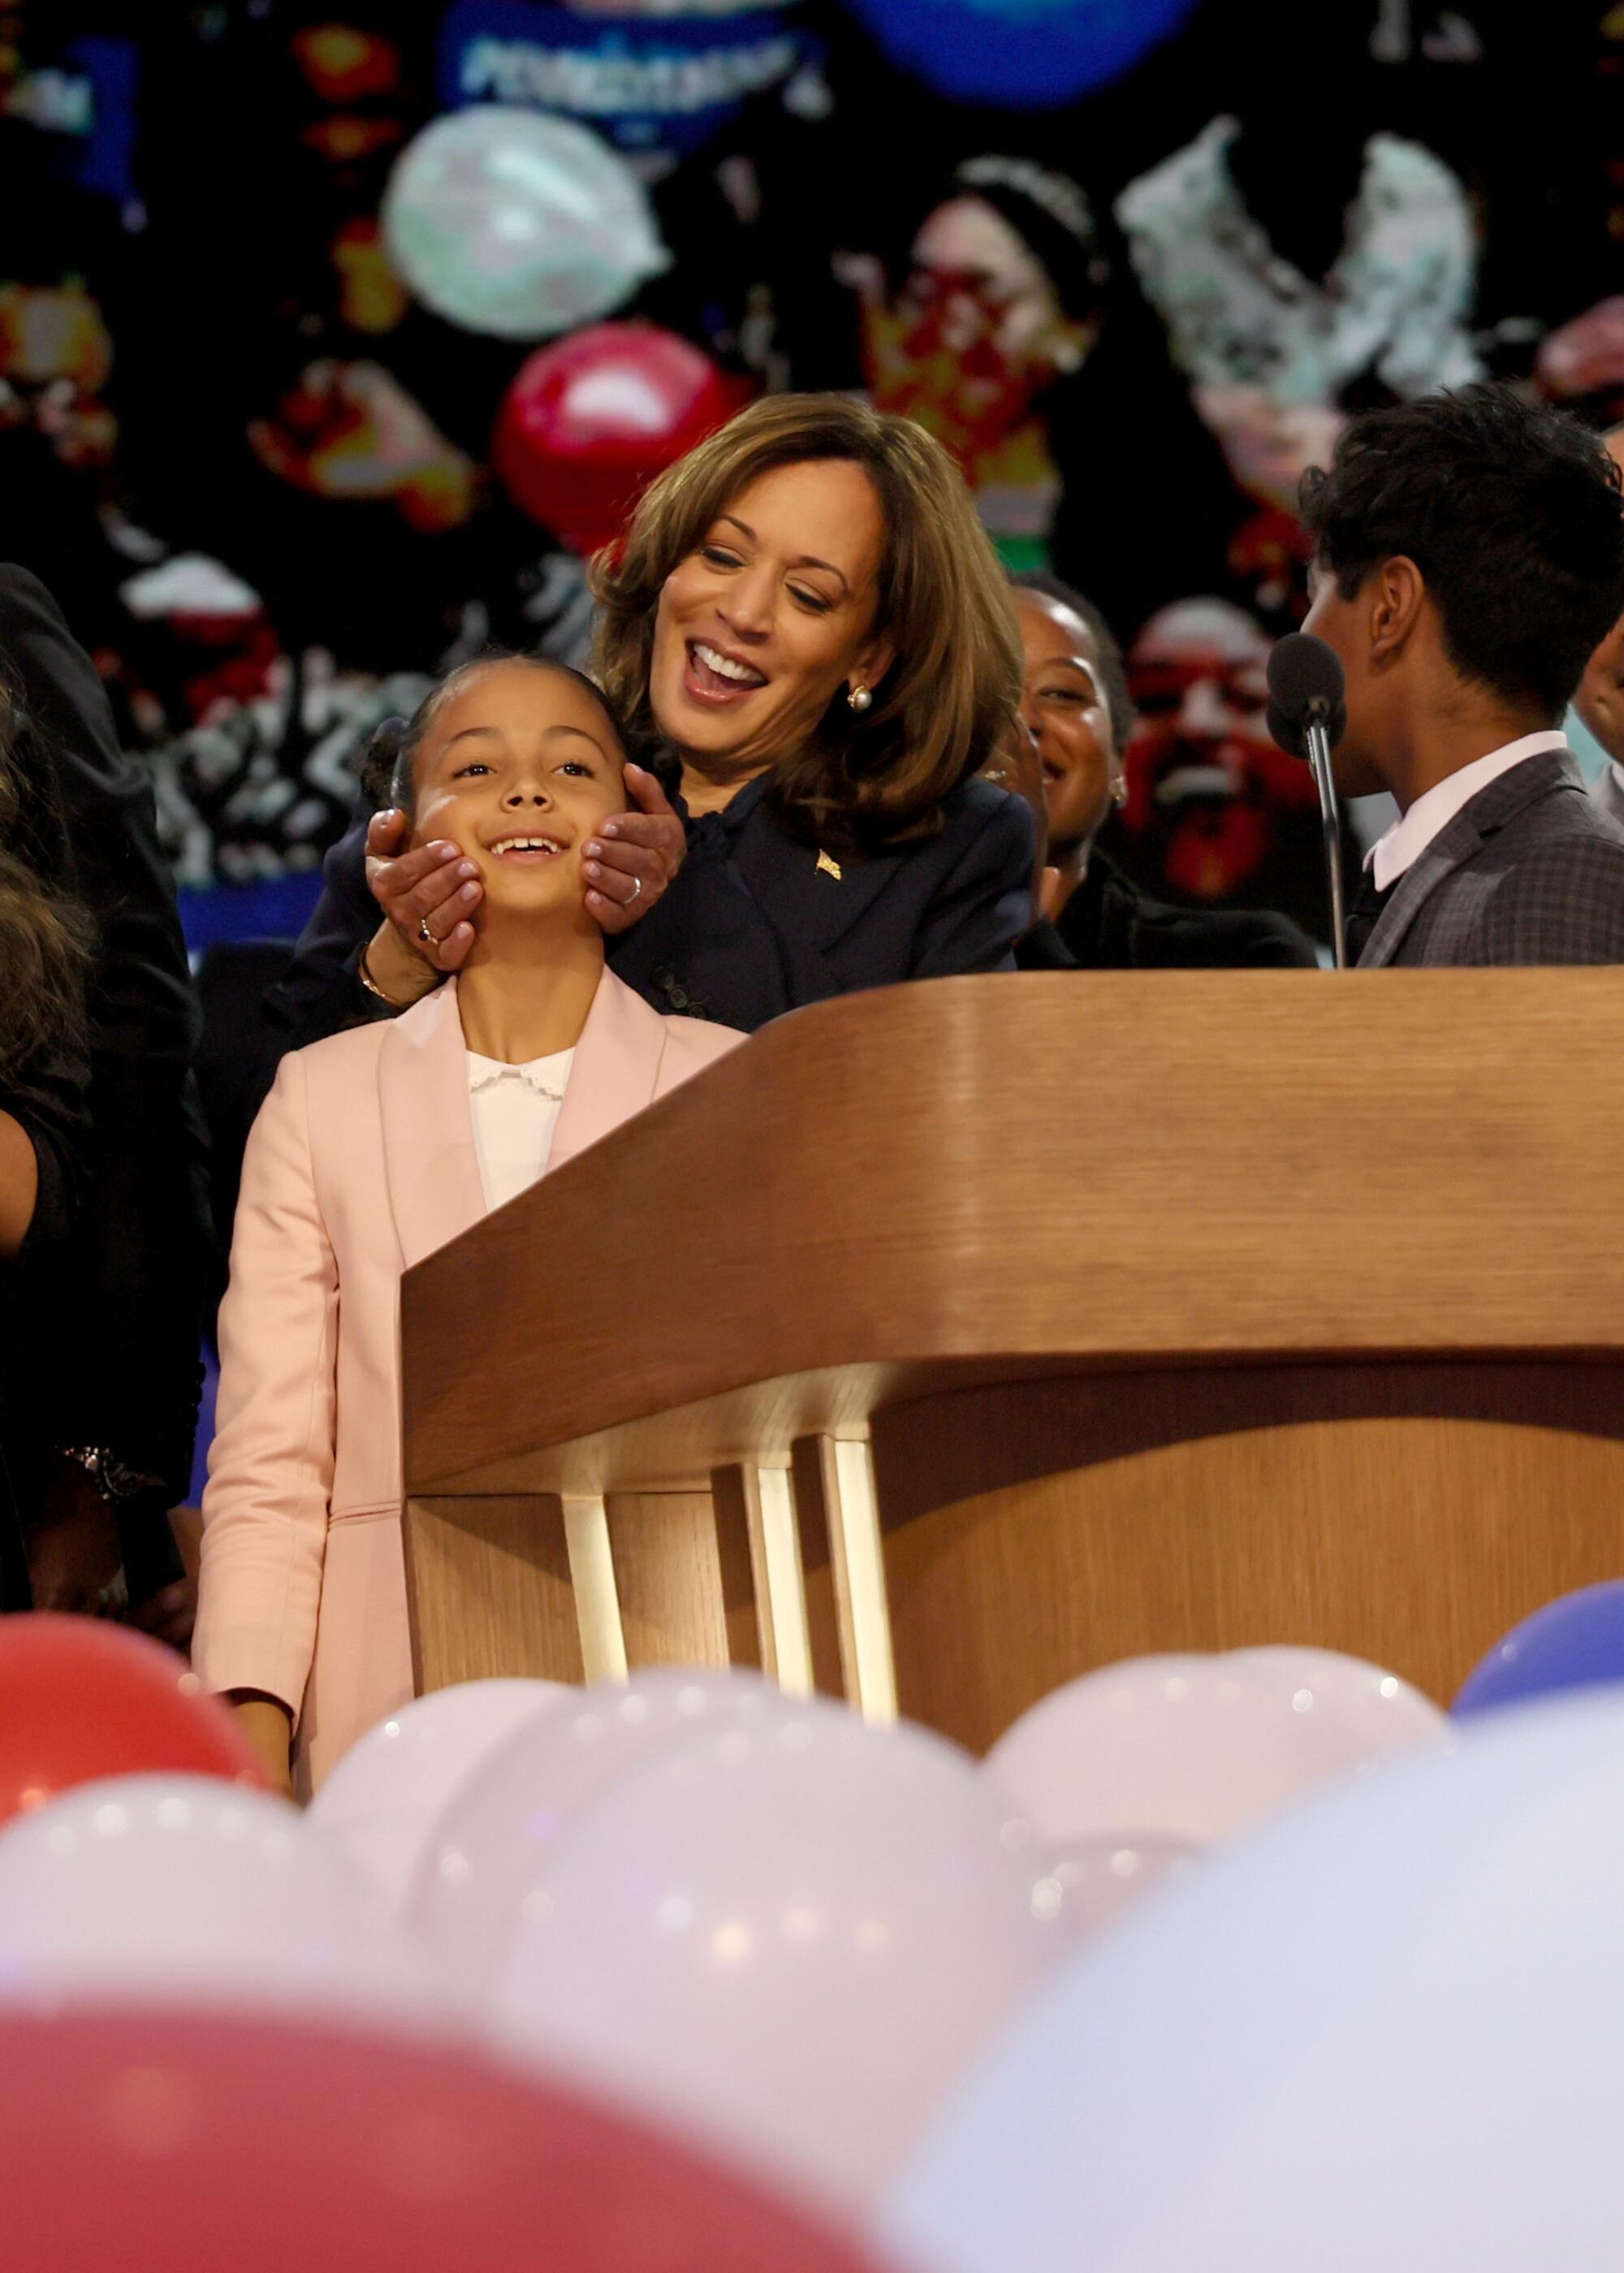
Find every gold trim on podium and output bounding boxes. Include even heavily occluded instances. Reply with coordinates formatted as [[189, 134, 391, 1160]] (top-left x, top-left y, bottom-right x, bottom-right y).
[[561, 1496, 627, 1683]]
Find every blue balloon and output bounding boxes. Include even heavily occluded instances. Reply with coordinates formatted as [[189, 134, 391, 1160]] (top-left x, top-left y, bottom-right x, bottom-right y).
[[844, 0, 1198, 108], [1454, 1580, 1624, 1717]]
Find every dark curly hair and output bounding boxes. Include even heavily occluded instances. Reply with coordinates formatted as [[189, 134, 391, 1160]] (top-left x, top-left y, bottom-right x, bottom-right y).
[[361, 652, 628, 819], [1299, 383, 1624, 719], [0, 672, 89, 1083]]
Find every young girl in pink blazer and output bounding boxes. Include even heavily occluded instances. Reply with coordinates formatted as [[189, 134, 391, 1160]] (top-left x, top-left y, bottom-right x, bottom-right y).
[[192, 657, 743, 1794]]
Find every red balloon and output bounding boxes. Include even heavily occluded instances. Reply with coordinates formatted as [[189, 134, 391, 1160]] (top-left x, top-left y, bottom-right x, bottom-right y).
[[0, 1614, 270, 1826], [0, 2007, 890, 2273], [494, 323, 754, 556]]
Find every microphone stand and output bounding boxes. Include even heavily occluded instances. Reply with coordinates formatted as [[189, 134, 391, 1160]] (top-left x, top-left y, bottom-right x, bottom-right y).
[[1305, 705, 1348, 971]]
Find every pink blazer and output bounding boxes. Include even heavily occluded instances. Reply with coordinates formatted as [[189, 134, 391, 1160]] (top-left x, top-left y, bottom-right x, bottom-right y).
[[193, 970, 744, 1792]]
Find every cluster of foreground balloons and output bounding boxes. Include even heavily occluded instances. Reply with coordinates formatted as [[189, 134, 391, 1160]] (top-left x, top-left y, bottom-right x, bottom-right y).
[[3, 1597, 1624, 2273]]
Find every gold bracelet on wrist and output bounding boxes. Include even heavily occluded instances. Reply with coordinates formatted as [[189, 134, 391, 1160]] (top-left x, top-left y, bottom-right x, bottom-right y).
[[356, 945, 396, 1006]]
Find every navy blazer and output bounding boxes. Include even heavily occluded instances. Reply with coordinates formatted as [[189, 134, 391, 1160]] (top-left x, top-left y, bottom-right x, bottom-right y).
[[264, 769, 1036, 1049]]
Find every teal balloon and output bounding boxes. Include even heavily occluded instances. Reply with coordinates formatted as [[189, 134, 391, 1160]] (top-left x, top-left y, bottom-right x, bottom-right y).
[[382, 107, 669, 341]]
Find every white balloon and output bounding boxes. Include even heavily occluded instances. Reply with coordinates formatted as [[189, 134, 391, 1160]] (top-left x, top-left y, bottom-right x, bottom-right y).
[[461, 1702, 1060, 2212], [305, 1679, 568, 1911], [1226, 1644, 1451, 1755], [0, 1775, 460, 2033], [882, 1690, 1624, 2273], [1030, 1832, 1203, 1945], [382, 107, 668, 340], [984, 1649, 1440, 1847], [408, 1666, 801, 1988]]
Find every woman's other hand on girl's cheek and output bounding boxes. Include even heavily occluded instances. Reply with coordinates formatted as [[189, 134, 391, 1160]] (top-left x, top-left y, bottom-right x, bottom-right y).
[[582, 763, 686, 935]]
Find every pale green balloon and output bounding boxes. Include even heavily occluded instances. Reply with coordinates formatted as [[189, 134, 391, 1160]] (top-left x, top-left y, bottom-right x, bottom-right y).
[[382, 106, 670, 342]]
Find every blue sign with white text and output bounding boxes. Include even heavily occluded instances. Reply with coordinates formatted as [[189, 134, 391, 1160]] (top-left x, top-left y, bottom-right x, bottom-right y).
[[438, 2, 809, 162]]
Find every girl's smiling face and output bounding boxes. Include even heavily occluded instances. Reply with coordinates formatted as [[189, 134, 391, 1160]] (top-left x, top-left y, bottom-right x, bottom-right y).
[[410, 660, 625, 921]]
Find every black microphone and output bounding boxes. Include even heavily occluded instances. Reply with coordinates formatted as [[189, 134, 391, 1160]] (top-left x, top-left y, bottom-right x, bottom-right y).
[[1265, 632, 1347, 758], [1265, 631, 1350, 968]]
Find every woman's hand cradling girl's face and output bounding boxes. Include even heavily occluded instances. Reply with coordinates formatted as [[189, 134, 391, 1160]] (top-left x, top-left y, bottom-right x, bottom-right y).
[[579, 763, 686, 933]]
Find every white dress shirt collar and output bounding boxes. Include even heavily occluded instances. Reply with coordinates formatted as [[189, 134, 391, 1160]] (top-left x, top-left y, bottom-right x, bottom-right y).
[[466, 1050, 572, 1100], [465, 1048, 575, 1212], [1368, 730, 1569, 892]]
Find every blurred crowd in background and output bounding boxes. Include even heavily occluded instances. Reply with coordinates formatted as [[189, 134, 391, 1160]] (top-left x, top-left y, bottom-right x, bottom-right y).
[[4, 0, 1623, 945]]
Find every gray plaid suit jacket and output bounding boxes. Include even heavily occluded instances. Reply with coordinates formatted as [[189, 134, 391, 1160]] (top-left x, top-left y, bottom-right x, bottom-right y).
[[1360, 750, 1624, 967], [1590, 759, 1624, 834]]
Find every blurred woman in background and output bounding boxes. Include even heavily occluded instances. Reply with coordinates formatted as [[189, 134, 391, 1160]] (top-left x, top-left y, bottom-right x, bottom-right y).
[[846, 157, 1243, 635]]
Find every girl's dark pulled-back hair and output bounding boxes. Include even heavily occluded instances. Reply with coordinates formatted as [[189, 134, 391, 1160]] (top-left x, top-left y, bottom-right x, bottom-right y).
[[1299, 382, 1624, 719], [361, 652, 628, 819], [0, 673, 90, 1083], [591, 392, 1023, 852]]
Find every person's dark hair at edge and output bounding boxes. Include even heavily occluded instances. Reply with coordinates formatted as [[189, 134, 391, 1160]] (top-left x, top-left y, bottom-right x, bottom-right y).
[[1298, 383, 1624, 721], [0, 668, 90, 1081], [361, 654, 628, 819], [1011, 569, 1135, 754]]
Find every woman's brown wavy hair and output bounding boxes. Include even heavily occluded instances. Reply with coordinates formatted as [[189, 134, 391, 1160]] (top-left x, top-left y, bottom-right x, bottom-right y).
[[0, 672, 90, 1082], [591, 393, 1023, 849]]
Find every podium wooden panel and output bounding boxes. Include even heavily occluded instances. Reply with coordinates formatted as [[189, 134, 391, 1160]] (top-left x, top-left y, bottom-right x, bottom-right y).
[[400, 972, 1624, 1750]]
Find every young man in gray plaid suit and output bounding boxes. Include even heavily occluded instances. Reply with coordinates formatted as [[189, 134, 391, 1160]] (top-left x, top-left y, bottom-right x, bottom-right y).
[[1298, 385, 1624, 967]]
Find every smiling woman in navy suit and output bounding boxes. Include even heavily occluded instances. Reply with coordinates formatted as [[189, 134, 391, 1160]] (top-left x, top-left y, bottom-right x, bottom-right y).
[[268, 394, 1034, 1044]]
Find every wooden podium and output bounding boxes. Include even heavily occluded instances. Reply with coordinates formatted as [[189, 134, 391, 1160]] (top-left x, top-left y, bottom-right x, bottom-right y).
[[400, 971, 1624, 1753]]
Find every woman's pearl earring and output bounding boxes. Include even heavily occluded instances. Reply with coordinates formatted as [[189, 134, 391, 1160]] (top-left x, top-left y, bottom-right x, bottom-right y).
[[847, 681, 872, 714], [1112, 768, 1129, 807]]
